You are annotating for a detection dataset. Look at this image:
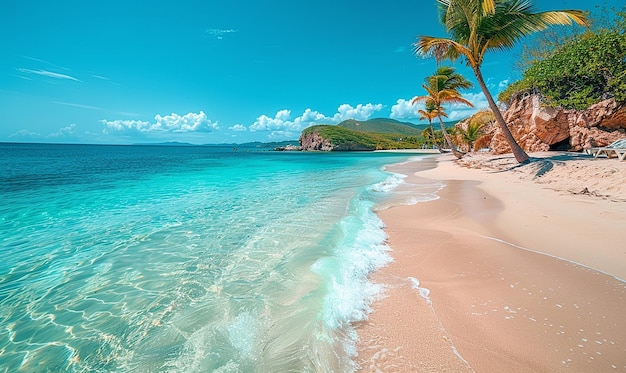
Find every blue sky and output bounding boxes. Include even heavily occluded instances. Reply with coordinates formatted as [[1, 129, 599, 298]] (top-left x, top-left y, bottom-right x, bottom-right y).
[[0, 0, 611, 144]]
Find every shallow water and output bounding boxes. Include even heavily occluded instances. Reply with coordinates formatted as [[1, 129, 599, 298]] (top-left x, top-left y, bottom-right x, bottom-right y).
[[0, 143, 438, 372]]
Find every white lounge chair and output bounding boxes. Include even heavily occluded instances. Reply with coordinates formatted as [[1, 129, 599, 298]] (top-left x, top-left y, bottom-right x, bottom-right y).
[[586, 138, 626, 161]]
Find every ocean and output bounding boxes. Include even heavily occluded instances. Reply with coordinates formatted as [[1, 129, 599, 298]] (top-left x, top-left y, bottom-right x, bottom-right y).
[[0, 143, 436, 372]]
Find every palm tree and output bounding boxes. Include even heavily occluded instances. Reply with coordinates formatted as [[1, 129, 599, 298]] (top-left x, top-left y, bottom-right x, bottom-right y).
[[412, 66, 474, 158], [421, 127, 434, 148], [414, 0, 588, 163], [458, 109, 495, 151], [458, 120, 485, 152], [417, 101, 439, 148]]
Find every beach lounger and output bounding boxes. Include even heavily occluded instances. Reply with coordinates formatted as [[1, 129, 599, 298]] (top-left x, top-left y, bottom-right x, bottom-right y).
[[586, 138, 626, 160]]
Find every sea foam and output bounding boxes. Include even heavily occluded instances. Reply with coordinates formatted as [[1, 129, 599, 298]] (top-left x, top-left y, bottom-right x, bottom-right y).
[[310, 195, 393, 369]]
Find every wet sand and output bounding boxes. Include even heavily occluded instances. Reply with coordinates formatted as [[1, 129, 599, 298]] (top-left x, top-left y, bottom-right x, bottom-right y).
[[357, 153, 626, 372]]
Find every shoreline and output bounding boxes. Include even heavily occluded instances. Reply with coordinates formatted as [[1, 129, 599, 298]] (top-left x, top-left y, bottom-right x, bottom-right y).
[[357, 152, 626, 372]]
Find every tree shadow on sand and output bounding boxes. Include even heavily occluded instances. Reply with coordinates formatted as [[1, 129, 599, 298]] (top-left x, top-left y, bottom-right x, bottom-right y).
[[480, 153, 592, 178]]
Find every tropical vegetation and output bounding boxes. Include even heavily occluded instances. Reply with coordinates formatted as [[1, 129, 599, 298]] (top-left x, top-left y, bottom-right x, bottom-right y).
[[336, 118, 425, 136], [499, 8, 626, 110], [299, 118, 461, 150], [414, 0, 589, 163], [454, 109, 495, 152], [412, 66, 474, 158], [417, 101, 441, 148], [301, 125, 422, 150]]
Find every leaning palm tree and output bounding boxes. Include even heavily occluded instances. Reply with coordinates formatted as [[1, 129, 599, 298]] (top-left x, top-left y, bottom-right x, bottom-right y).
[[412, 67, 474, 158], [415, 0, 589, 163]]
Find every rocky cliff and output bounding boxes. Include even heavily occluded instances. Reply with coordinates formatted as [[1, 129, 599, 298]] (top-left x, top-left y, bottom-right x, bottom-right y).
[[490, 93, 626, 154], [299, 130, 335, 151]]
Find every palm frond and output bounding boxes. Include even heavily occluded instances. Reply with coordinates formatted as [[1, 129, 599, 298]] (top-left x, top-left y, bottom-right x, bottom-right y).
[[540, 10, 589, 26], [414, 36, 473, 64], [481, 2, 588, 52], [440, 95, 475, 107], [433, 0, 590, 61], [411, 95, 434, 105], [482, 0, 496, 15]]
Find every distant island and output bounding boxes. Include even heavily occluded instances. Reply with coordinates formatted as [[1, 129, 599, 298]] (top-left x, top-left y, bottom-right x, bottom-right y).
[[298, 118, 457, 151]]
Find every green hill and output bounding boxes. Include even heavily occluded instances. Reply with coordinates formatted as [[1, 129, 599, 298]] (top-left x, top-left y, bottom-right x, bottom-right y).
[[337, 118, 427, 135], [299, 117, 464, 151], [300, 125, 422, 151]]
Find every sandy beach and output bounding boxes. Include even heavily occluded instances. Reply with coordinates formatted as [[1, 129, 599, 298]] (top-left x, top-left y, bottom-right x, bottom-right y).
[[357, 152, 626, 372]]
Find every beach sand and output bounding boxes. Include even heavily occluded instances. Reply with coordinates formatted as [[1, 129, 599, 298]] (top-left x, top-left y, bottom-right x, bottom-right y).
[[357, 152, 626, 372]]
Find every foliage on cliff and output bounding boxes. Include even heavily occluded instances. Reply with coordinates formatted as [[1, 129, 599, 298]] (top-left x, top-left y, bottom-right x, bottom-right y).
[[499, 9, 626, 110], [301, 125, 422, 150]]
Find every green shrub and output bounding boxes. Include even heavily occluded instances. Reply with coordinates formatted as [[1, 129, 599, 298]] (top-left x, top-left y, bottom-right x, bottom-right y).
[[499, 28, 626, 110]]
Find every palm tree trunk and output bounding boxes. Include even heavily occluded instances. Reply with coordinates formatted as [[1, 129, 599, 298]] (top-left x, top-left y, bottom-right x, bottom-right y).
[[472, 67, 530, 163], [429, 121, 437, 149], [437, 116, 464, 159]]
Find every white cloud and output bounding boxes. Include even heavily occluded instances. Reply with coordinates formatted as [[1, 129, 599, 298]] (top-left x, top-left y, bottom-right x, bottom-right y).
[[101, 111, 218, 135], [294, 108, 330, 126], [249, 104, 383, 136], [249, 103, 384, 135], [447, 110, 471, 120], [499, 79, 509, 90], [388, 92, 489, 122], [9, 129, 42, 138], [17, 68, 81, 82], [154, 111, 218, 132], [249, 110, 295, 132], [101, 119, 152, 133], [390, 98, 419, 119], [445, 91, 489, 120], [229, 124, 247, 132], [249, 108, 333, 133], [48, 124, 76, 138], [100, 102, 381, 141], [459, 91, 488, 110], [332, 103, 383, 122]]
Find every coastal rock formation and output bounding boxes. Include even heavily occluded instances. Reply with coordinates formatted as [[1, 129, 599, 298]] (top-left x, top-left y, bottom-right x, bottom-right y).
[[490, 93, 626, 154], [299, 130, 334, 151], [299, 129, 376, 151], [274, 144, 302, 151]]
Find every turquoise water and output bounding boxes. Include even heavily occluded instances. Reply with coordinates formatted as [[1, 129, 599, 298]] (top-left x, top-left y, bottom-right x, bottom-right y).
[[0, 143, 430, 372]]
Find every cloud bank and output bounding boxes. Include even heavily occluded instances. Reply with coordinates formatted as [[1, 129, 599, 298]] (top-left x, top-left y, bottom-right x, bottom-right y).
[[247, 103, 383, 138], [101, 111, 218, 134], [97, 94, 489, 142]]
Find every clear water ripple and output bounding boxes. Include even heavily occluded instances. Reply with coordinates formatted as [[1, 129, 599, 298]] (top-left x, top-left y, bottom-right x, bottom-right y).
[[0, 143, 430, 372]]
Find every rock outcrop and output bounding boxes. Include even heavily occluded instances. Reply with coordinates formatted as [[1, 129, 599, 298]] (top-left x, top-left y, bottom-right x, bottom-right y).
[[299, 130, 334, 151], [490, 93, 626, 154], [274, 144, 302, 151], [299, 130, 376, 151]]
